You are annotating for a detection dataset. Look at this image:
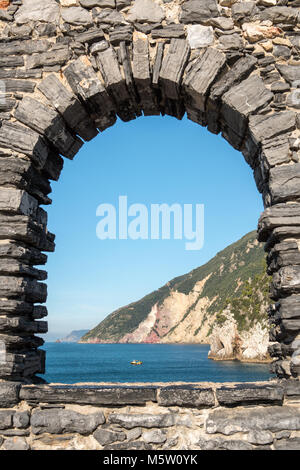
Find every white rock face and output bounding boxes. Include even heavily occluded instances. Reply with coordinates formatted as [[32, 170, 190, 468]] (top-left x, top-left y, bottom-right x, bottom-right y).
[[187, 25, 214, 49], [241, 322, 269, 360], [15, 0, 60, 24], [127, 0, 166, 23], [208, 310, 269, 361]]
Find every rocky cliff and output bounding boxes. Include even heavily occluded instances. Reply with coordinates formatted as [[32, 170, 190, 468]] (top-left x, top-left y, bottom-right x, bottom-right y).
[[81, 231, 271, 361]]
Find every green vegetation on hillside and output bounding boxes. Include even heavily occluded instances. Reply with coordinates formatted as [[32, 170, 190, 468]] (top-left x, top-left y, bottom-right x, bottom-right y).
[[81, 231, 270, 343], [218, 262, 271, 332]]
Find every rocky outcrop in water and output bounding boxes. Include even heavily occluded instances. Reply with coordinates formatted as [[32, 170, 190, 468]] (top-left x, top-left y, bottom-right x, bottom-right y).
[[208, 310, 270, 362]]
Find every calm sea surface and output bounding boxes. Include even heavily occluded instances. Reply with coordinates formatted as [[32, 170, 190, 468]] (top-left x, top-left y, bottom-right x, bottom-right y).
[[41, 343, 272, 383]]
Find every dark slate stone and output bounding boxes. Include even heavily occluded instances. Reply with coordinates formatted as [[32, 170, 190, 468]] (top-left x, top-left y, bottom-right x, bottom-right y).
[[210, 55, 257, 101], [2, 436, 29, 450], [0, 429, 30, 437], [269, 162, 300, 203], [105, 440, 152, 450], [72, 27, 105, 44], [2, 79, 36, 93], [93, 427, 126, 446], [183, 47, 226, 111], [15, 96, 83, 160], [0, 382, 21, 408], [31, 409, 105, 435], [260, 6, 300, 25], [281, 379, 300, 398], [221, 75, 273, 139], [13, 411, 30, 429], [271, 81, 290, 93], [276, 64, 300, 84], [109, 25, 132, 45], [216, 383, 284, 407], [159, 38, 190, 100], [158, 386, 215, 408], [197, 437, 253, 450], [231, 2, 258, 23], [249, 111, 296, 145], [108, 412, 176, 429], [218, 33, 243, 50], [20, 385, 157, 405], [274, 437, 300, 450], [0, 410, 15, 430], [151, 25, 185, 39], [273, 45, 292, 59], [206, 405, 300, 435], [180, 0, 219, 24]]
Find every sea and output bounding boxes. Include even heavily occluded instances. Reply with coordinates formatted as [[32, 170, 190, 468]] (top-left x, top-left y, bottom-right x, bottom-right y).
[[41, 342, 272, 384]]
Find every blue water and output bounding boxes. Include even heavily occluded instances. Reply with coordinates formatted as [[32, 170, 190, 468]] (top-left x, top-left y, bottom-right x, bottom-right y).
[[41, 343, 272, 384]]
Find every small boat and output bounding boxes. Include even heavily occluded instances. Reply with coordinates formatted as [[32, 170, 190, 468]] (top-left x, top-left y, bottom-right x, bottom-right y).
[[131, 360, 143, 365]]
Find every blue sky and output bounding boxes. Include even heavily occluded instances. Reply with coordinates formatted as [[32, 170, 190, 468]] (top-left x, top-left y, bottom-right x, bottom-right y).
[[44, 115, 264, 340]]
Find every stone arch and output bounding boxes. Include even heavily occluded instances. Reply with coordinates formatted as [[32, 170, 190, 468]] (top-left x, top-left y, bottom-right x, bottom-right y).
[[0, 0, 300, 383]]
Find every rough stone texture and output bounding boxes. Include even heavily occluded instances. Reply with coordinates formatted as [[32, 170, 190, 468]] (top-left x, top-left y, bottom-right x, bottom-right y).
[[0, 0, 299, 388], [0, 383, 298, 450], [216, 384, 284, 407], [108, 412, 176, 429], [31, 409, 105, 435], [0, 382, 21, 408], [158, 386, 215, 408], [20, 385, 157, 405], [206, 405, 300, 435]]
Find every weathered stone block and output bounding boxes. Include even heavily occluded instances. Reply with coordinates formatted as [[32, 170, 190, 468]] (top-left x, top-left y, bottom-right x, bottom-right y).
[[31, 409, 105, 435], [216, 383, 284, 407], [13, 411, 30, 429], [197, 437, 253, 450], [108, 412, 176, 429], [64, 56, 116, 131], [127, 0, 165, 24], [93, 427, 126, 446], [0, 122, 49, 169], [0, 410, 15, 430], [2, 436, 30, 450], [274, 437, 300, 450], [19, 385, 157, 405], [206, 405, 300, 435], [159, 39, 190, 101], [15, 97, 83, 160], [180, 0, 219, 24], [142, 429, 167, 444], [247, 430, 273, 445], [95, 46, 136, 121], [0, 382, 20, 408], [132, 31, 159, 116], [249, 111, 296, 146], [158, 386, 215, 408], [14, 0, 60, 24], [61, 6, 92, 25], [0, 276, 47, 303], [221, 75, 273, 138], [269, 163, 300, 204], [183, 47, 226, 111], [0, 189, 38, 217], [26, 48, 71, 69]]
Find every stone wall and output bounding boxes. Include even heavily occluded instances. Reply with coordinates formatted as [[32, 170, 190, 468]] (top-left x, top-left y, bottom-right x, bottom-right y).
[[0, 0, 300, 382], [0, 380, 299, 450]]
